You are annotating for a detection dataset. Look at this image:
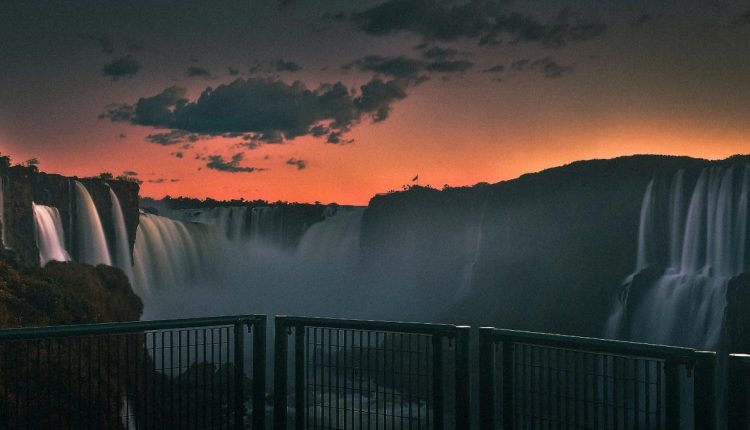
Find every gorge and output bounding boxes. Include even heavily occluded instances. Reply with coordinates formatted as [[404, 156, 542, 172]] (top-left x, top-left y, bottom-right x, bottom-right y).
[[1, 154, 750, 354]]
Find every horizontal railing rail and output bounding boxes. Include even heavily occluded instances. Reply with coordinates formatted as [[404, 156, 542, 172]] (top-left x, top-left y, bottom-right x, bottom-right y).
[[0, 314, 266, 430], [273, 316, 470, 430], [478, 327, 716, 430]]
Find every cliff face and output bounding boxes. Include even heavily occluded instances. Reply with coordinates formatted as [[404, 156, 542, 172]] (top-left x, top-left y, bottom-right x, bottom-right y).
[[359, 155, 748, 336], [0, 162, 140, 268]]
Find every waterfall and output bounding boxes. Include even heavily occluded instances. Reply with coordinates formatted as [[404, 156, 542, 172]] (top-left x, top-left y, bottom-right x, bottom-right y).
[[133, 212, 219, 297], [73, 181, 112, 266], [607, 165, 750, 349], [296, 207, 363, 263], [174, 206, 251, 242], [109, 186, 134, 280], [32, 203, 71, 265]]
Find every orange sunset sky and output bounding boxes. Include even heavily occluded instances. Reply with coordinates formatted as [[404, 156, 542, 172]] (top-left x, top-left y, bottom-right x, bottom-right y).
[[1, 0, 748, 205]]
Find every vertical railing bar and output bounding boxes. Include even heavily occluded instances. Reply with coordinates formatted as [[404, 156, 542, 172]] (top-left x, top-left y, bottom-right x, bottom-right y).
[[253, 318, 266, 430], [295, 324, 305, 430], [359, 330, 364, 430], [694, 351, 715, 430], [273, 316, 289, 430], [502, 340, 515, 430], [432, 334, 444, 430], [456, 327, 471, 429], [664, 359, 679, 430]]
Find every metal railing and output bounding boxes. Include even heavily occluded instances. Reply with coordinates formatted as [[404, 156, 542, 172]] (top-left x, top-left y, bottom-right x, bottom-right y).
[[478, 328, 716, 430], [0, 315, 266, 430], [273, 316, 470, 430], [728, 354, 750, 429]]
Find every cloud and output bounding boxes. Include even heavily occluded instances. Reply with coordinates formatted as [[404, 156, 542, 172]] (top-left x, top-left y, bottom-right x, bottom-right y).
[[116, 133, 127, 139], [145, 130, 201, 146], [80, 33, 114, 54], [351, 0, 605, 49], [632, 13, 653, 27], [286, 158, 307, 170], [206, 153, 263, 173], [187, 66, 213, 78], [147, 178, 180, 184], [346, 55, 425, 79], [419, 45, 459, 60], [228, 66, 240, 76], [100, 77, 411, 143], [102, 56, 142, 81], [531, 57, 573, 78], [122, 170, 138, 176], [733, 11, 750, 26], [172, 151, 184, 158], [482, 64, 505, 73], [424, 59, 472, 73], [274, 60, 301, 72], [346, 54, 472, 79]]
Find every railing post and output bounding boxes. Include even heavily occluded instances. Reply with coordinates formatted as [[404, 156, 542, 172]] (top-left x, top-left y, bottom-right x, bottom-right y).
[[501, 341, 515, 430], [252, 317, 267, 430], [478, 328, 495, 430], [455, 326, 471, 428], [274, 316, 289, 430], [234, 322, 246, 430], [432, 334, 444, 430], [728, 354, 750, 430], [664, 359, 680, 430], [294, 325, 305, 430], [693, 351, 715, 430]]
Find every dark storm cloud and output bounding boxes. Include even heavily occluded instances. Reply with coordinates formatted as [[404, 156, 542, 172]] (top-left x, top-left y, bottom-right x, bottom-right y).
[[102, 56, 142, 81], [186, 66, 213, 78], [206, 153, 263, 173], [286, 158, 307, 170], [351, 0, 606, 49], [100, 77, 410, 143], [346, 54, 472, 79], [273, 60, 302, 72], [172, 151, 184, 158]]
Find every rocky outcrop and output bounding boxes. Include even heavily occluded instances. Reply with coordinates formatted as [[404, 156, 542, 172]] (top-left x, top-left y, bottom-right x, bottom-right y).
[[359, 155, 750, 336], [0, 160, 140, 268]]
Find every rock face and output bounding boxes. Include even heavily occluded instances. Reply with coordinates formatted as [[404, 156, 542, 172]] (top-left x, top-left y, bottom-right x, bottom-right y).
[[726, 273, 750, 353], [0, 160, 140, 268], [359, 155, 750, 336]]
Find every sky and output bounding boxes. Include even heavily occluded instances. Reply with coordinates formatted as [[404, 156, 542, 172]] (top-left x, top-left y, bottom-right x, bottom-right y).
[[0, 0, 748, 204]]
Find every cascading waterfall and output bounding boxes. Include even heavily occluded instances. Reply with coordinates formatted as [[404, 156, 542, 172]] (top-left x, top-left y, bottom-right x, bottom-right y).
[[296, 207, 363, 263], [32, 203, 71, 265], [133, 212, 219, 297], [174, 206, 251, 242], [606, 165, 750, 349], [108, 186, 134, 279], [73, 180, 112, 266]]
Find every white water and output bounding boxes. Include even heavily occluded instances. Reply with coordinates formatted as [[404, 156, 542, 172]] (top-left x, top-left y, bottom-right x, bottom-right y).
[[606, 165, 750, 349], [74, 181, 112, 266], [132, 206, 368, 320], [109, 187, 134, 279], [32, 203, 71, 265]]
